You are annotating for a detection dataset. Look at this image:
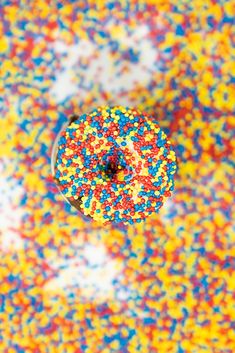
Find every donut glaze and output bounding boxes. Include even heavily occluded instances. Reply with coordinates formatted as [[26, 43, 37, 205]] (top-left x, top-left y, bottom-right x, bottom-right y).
[[55, 106, 177, 224]]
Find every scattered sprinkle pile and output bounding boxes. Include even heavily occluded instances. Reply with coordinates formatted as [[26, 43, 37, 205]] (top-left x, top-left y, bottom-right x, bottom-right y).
[[55, 106, 177, 223], [1, 1, 235, 352]]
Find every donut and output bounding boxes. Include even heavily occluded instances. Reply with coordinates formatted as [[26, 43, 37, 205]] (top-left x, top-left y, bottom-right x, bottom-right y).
[[54, 106, 177, 224]]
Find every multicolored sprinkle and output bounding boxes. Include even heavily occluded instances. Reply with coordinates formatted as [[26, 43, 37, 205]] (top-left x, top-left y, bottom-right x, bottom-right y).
[[55, 106, 177, 224], [1, 1, 235, 353]]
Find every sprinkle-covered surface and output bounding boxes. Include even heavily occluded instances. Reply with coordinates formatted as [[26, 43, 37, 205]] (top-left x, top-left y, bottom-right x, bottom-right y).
[[55, 106, 177, 223], [1, 1, 235, 353]]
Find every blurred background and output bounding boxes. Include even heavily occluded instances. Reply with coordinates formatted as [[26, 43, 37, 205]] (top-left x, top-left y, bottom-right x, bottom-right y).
[[0, 1, 235, 352]]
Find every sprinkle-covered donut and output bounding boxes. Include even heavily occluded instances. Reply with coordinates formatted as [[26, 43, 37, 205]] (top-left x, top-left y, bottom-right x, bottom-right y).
[[54, 106, 177, 224]]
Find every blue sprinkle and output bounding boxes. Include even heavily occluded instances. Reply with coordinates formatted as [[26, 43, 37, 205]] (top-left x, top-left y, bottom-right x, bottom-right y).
[[176, 25, 185, 36]]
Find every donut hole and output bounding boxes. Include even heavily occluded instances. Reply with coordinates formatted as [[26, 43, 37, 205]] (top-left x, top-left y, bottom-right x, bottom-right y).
[[101, 152, 125, 181], [105, 161, 119, 178]]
